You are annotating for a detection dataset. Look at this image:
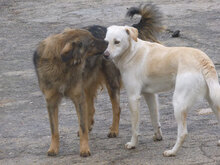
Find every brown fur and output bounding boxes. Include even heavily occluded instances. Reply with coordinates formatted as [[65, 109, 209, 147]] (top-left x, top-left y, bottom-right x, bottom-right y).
[[34, 29, 111, 157]]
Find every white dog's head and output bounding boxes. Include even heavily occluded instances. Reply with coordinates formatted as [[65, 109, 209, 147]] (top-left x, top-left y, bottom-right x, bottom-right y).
[[104, 25, 138, 60]]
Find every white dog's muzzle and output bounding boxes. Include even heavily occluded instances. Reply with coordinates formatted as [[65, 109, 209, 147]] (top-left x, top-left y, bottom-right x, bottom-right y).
[[104, 50, 110, 59]]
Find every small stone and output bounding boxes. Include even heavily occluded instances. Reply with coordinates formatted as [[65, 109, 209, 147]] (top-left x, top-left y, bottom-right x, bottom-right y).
[[172, 30, 180, 37]]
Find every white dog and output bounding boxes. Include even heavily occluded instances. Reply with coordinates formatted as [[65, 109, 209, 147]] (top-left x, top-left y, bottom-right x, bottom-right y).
[[104, 25, 220, 156]]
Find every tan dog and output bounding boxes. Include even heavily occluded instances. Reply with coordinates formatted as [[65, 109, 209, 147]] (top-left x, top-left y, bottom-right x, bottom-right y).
[[104, 25, 220, 156]]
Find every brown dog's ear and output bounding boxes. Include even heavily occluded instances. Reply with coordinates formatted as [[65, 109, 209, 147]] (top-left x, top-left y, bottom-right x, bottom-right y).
[[60, 42, 75, 62], [61, 42, 73, 55], [125, 27, 138, 42]]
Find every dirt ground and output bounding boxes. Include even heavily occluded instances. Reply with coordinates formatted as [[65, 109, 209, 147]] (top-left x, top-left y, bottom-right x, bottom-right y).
[[1, 0, 220, 164]]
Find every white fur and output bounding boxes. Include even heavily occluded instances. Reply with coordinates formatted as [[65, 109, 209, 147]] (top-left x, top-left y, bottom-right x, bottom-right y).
[[104, 25, 220, 156]]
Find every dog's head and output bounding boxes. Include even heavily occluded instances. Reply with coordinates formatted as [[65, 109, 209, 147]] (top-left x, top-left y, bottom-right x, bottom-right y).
[[104, 25, 138, 60], [60, 29, 108, 65]]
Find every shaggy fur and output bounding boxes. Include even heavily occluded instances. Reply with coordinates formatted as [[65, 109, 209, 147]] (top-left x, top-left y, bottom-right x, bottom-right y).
[[34, 29, 108, 157], [126, 3, 164, 43]]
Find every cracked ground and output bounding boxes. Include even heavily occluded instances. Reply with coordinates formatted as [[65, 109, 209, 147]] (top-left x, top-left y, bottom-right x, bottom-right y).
[[0, 0, 220, 164]]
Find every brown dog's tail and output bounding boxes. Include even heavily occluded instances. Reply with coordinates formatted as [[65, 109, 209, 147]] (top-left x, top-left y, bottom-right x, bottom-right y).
[[126, 3, 164, 43]]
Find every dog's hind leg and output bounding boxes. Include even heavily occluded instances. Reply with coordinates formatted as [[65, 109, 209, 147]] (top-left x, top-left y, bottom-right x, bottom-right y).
[[102, 61, 121, 138], [163, 93, 189, 157], [106, 82, 121, 138], [143, 93, 162, 141], [44, 89, 61, 156], [163, 73, 198, 157]]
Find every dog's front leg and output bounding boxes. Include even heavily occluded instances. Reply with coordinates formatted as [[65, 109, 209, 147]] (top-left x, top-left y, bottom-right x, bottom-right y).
[[71, 91, 91, 157], [77, 100, 90, 157], [143, 93, 162, 141], [44, 90, 61, 156], [125, 95, 141, 149]]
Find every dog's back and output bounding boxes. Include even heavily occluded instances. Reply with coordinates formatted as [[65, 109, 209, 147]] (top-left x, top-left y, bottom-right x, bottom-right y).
[[84, 25, 107, 40]]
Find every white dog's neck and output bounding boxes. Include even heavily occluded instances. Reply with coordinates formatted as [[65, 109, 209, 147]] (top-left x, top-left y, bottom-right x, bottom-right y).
[[113, 39, 145, 70]]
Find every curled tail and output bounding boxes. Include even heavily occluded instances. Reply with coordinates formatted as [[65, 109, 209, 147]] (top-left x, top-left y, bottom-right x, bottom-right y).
[[126, 3, 164, 43]]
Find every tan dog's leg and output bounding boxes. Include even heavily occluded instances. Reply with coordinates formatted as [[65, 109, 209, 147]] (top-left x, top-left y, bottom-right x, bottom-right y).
[[71, 91, 90, 157], [106, 84, 121, 138], [143, 93, 162, 141], [44, 89, 61, 156]]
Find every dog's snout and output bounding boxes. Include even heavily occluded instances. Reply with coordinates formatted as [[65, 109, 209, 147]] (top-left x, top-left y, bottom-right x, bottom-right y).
[[104, 50, 110, 57]]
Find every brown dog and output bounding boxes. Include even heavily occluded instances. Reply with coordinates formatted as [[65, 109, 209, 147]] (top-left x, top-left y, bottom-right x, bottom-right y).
[[33, 3, 163, 157], [33, 29, 108, 157]]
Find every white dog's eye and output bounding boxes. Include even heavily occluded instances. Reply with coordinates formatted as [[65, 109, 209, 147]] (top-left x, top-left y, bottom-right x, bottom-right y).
[[114, 40, 120, 45]]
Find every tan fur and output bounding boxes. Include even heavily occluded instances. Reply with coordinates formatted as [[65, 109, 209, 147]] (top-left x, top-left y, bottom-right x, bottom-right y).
[[126, 27, 138, 42], [141, 43, 216, 79]]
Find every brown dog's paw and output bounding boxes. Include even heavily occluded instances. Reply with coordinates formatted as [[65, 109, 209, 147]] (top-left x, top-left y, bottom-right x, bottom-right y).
[[47, 149, 58, 156], [107, 131, 118, 138], [80, 150, 91, 157], [153, 134, 163, 141], [89, 127, 93, 132], [88, 125, 93, 132]]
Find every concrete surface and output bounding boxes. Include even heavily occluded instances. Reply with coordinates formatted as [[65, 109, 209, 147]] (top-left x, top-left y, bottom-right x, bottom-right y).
[[1, 0, 220, 164]]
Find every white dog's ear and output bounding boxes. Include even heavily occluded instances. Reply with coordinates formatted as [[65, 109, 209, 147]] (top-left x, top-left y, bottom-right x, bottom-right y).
[[125, 27, 138, 42]]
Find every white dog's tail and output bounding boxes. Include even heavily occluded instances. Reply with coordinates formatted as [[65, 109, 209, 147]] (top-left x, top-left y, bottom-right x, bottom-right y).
[[126, 3, 164, 43], [201, 58, 220, 146], [201, 57, 220, 111]]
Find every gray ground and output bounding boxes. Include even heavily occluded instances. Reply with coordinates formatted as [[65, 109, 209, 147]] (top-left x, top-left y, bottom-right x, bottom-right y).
[[1, 0, 220, 164]]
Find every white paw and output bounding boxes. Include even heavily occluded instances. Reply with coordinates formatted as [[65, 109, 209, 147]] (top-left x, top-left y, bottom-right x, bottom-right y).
[[125, 142, 136, 149], [217, 140, 220, 146], [163, 150, 176, 157]]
